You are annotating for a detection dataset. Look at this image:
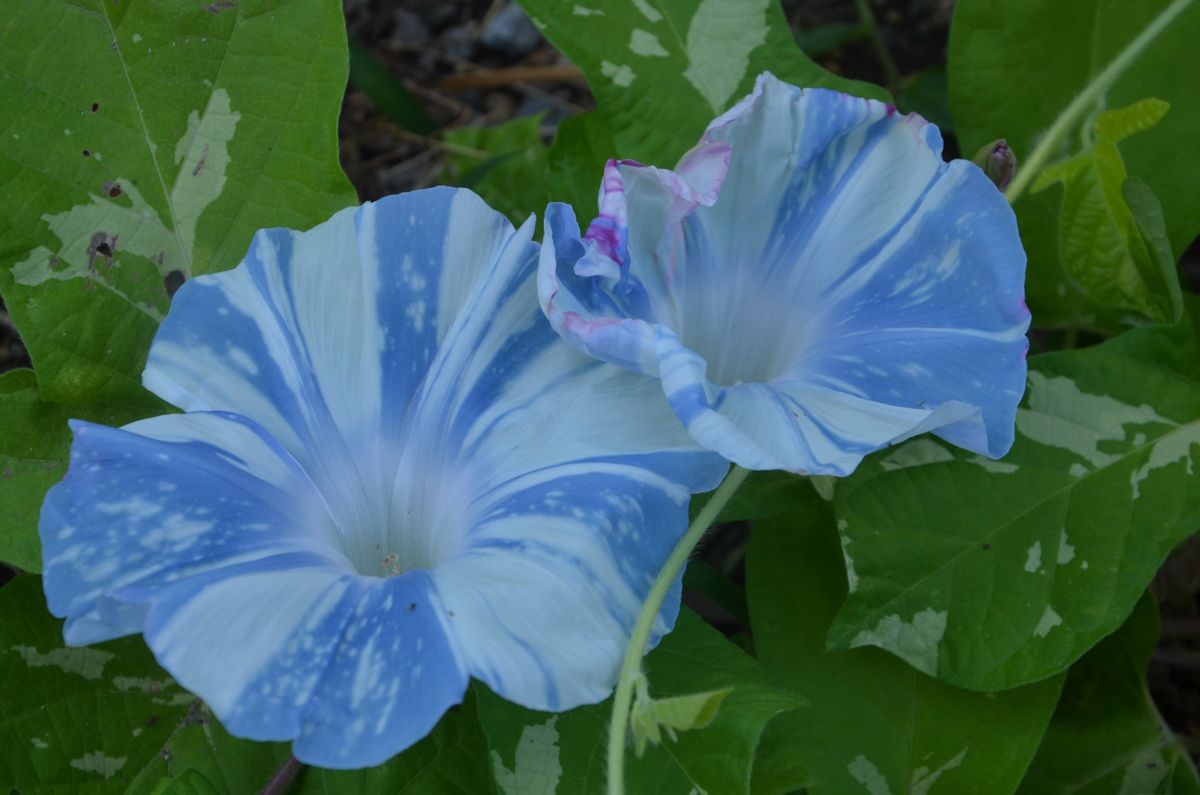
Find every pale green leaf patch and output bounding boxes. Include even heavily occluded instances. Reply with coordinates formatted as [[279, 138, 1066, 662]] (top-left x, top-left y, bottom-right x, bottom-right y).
[[629, 674, 732, 756]]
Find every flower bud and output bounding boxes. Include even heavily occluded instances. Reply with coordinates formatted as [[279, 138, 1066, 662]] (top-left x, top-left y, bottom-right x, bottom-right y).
[[972, 139, 1016, 190]]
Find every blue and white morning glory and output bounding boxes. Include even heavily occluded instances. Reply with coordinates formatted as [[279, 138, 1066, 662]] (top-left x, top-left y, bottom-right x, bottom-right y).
[[39, 189, 725, 768], [540, 73, 1030, 475]]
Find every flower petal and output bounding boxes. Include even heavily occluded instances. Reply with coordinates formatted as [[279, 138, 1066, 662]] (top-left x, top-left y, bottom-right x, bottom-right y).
[[143, 188, 534, 555], [39, 411, 343, 644], [541, 72, 1028, 474], [41, 409, 470, 767], [431, 464, 691, 711], [291, 572, 468, 769], [129, 555, 467, 769], [401, 211, 726, 709]]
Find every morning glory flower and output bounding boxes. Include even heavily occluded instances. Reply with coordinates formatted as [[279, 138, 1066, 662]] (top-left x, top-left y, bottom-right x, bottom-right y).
[[39, 188, 725, 768], [539, 73, 1030, 475]]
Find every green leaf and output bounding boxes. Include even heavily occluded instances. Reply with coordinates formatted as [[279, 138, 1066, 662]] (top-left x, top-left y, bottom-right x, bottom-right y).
[[149, 770, 221, 795], [829, 308, 1200, 690], [896, 67, 953, 132], [546, 110, 615, 225], [948, 0, 1200, 327], [682, 560, 749, 626], [1019, 592, 1200, 794], [748, 715, 817, 795], [444, 114, 550, 229], [747, 497, 1065, 794], [348, 41, 436, 134], [690, 469, 814, 524], [1124, 176, 1184, 325], [0, 369, 158, 572], [0, 574, 216, 793], [794, 22, 869, 57], [0, 0, 356, 405], [475, 610, 802, 795], [519, 0, 887, 169], [1028, 99, 1179, 323]]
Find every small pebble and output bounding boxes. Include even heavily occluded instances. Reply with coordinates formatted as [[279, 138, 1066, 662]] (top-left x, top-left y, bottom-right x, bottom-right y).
[[480, 3, 542, 58]]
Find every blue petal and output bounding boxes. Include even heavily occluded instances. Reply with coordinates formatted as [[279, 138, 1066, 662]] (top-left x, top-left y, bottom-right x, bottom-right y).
[[397, 207, 726, 709], [143, 189, 527, 545], [431, 465, 693, 711], [540, 73, 1029, 474], [290, 572, 467, 769], [40, 412, 344, 644], [44, 184, 729, 768]]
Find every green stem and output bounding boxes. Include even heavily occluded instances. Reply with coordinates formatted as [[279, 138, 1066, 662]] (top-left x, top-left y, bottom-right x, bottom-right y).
[[606, 465, 751, 795], [853, 0, 902, 93], [1004, 0, 1196, 205]]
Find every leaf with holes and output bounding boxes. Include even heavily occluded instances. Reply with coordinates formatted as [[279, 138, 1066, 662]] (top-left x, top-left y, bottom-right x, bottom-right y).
[[0, 0, 356, 406], [518, 0, 887, 170], [829, 307, 1200, 690], [949, 0, 1200, 327], [747, 502, 1063, 794]]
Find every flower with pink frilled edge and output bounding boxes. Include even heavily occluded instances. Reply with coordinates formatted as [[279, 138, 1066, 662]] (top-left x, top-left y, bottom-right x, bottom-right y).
[[539, 73, 1029, 476]]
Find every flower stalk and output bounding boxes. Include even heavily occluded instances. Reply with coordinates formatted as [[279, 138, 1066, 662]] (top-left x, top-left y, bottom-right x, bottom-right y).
[[606, 464, 751, 795], [1004, 0, 1196, 205]]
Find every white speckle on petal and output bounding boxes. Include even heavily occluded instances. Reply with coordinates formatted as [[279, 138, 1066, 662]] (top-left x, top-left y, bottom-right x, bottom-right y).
[[1024, 541, 1042, 573], [96, 496, 162, 519], [406, 300, 427, 332], [31, 737, 49, 749], [572, 4, 603, 15], [228, 347, 259, 375], [600, 60, 635, 87], [630, 29, 669, 57]]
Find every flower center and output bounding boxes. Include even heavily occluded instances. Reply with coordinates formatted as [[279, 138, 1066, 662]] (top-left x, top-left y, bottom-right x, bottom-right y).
[[678, 290, 809, 388], [320, 443, 477, 578]]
